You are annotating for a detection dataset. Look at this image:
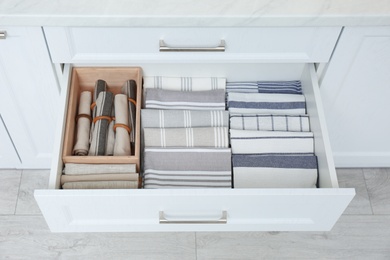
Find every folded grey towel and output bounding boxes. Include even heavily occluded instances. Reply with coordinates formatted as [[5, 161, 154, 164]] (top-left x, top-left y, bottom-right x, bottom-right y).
[[226, 80, 302, 94], [144, 127, 229, 148], [141, 109, 229, 128], [145, 88, 226, 110]]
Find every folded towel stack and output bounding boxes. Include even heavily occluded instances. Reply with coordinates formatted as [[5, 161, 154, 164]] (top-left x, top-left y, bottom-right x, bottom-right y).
[[227, 80, 318, 188], [142, 76, 231, 189]]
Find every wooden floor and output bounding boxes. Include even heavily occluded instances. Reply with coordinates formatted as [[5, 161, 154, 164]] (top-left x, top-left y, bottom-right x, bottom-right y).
[[1, 168, 390, 259]]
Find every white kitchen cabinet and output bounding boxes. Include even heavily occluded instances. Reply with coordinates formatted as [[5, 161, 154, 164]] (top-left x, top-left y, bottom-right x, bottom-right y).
[[0, 27, 59, 168], [321, 27, 390, 167], [35, 26, 354, 232], [0, 114, 21, 168]]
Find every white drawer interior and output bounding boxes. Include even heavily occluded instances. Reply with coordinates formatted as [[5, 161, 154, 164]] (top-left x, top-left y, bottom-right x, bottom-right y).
[[35, 63, 355, 232]]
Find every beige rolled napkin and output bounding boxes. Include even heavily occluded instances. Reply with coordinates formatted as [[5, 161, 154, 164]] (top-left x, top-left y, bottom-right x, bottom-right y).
[[73, 91, 92, 155], [62, 181, 138, 189], [60, 173, 139, 185], [113, 94, 131, 156]]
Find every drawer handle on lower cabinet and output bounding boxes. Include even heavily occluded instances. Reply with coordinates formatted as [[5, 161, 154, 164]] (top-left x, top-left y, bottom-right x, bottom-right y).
[[159, 40, 225, 52], [159, 211, 227, 224], [0, 31, 6, 40]]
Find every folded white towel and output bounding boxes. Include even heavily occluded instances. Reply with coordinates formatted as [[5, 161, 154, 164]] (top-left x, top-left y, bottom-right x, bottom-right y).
[[144, 76, 226, 91], [230, 129, 314, 154]]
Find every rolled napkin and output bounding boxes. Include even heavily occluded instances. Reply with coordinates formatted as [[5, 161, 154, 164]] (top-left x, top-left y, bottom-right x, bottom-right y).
[[141, 109, 229, 128], [144, 127, 229, 148], [226, 80, 302, 94], [230, 114, 310, 132], [230, 129, 314, 154], [63, 163, 136, 175], [121, 80, 137, 153], [113, 94, 131, 156], [232, 154, 318, 188], [60, 173, 139, 185], [145, 88, 226, 110], [90, 79, 108, 142], [72, 91, 92, 155], [143, 148, 232, 189], [105, 105, 115, 156], [62, 181, 138, 189], [227, 92, 306, 115], [88, 91, 114, 156], [143, 76, 226, 91]]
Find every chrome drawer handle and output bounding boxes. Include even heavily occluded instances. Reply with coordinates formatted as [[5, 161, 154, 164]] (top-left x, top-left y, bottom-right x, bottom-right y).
[[159, 39, 225, 52], [0, 31, 6, 40], [159, 211, 227, 224]]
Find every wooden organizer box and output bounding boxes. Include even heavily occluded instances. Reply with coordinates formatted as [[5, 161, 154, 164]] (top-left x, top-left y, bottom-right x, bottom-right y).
[[62, 67, 142, 172]]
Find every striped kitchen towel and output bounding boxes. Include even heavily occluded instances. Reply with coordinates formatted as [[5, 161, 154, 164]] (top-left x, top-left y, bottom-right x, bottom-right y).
[[232, 154, 318, 188], [143, 147, 232, 188], [88, 91, 114, 156], [143, 127, 229, 148], [60, 173, 139, 185], [230, 114, 310, 132], [227, 92, 306, 115], [230, 129, 314, 154], [143, 76, 226, 91], [145, 88, 226, 110], [141, 109, 229, 128], [226, 80, 302, 94], [121, 80, 137, 153]]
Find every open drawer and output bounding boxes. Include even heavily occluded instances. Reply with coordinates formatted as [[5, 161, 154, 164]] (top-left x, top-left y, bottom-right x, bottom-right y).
[[35, 63, 354, 232]]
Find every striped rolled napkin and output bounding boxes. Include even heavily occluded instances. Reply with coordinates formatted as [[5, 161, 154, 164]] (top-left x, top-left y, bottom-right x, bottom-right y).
[[145, 88, 226, 110], [143, 76, 226, 91], [143, 148, 232, 189], [143, 127, 229, 148], [121, 80, 137, 153], [226, 80, 302, 94], [230, 129, 314, 154], [141, 109, 229, 128], [113, 94, 131, 156], [232, 154, 318, 188], [227, 92, 306, 115], [230, 114, 310, 132]]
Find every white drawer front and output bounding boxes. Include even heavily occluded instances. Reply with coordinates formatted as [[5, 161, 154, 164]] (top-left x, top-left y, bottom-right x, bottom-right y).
[[35, 63, 354, 232], [44, 27, 341, 63]]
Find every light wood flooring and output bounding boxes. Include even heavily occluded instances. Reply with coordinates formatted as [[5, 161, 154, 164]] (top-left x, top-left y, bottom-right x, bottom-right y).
[[1, 168, 390, 259]]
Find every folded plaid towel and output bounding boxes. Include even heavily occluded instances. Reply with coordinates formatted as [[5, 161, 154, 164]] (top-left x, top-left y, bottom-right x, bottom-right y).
[[226, 80, 302, 94], [144, 76, 226, 91], [230, 129, 314, 154], [230, 114, 310, 132], [141, 109, 229, 128], [227, 92, 306, 115], [144, 127, 229, 148], [232, 154, 318, 188], [145, 88, 226, 110]]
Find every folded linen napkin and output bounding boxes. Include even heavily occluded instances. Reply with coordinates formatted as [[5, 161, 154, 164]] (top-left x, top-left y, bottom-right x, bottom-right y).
[[227, 92, 306, 115], [113, 94, 131, 156], [143, 76, 226, 91], [72, 91, 92, 155], [145, 88, 226, 110], [88, 91, 114, 156], [226, 80, 302, 94], [230, 114, 310, 132], [60, 173, 139, 185], [63, 163, 136, 175], [232, 154, 318, 188], [144, 127, 229, 148], [62, 181, 138, 189], [141, 109, 229, 128], [230, 129, 314, 154], [121, 80, 137, 152]]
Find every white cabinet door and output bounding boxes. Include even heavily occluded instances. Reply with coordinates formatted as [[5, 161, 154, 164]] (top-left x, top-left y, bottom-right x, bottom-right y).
[[0, 115, 21, 168], [0, 27, 59, 169], [321, 27, 390, 167]]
